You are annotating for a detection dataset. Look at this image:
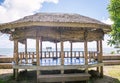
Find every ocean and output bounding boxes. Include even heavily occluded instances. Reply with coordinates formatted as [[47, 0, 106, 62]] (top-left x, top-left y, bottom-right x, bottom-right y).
[[0, 48, 118, 57]]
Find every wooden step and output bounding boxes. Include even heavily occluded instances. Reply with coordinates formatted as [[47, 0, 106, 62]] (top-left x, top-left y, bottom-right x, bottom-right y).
[[38, 73, 90, 82], [103, 60, 120, 65], [0, 63, 12, 69]]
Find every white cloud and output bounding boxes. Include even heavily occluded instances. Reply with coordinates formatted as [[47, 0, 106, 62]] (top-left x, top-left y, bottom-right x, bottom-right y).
[[102, 18, 113, 25], [0, 0, 59, 23]]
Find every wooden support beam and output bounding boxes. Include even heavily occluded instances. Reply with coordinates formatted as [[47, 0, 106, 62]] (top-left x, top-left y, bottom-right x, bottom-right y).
[[96, 41, 99, 72], [61, 41, 64, 74], [11, 28, 104, 42], [100, 40, 103, 77], [13, 40, 18, 79], [61, 41, 64, 65], [84, 41, 88, 72], [24, 39, 28, 72], [36, 37, 40, 80], [40, 37, 42, 59]]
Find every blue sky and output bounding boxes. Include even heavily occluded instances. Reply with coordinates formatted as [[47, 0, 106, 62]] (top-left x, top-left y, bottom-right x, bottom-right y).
[[0, 0, 113, 49], [40, 0, 109, 20]]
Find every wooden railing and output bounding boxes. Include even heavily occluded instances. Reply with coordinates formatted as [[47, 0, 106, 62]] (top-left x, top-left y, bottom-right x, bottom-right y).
[[17, 51, 98, 64]]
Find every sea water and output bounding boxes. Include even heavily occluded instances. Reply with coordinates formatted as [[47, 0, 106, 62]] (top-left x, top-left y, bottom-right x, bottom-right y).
[[0, 48, 117, 57]]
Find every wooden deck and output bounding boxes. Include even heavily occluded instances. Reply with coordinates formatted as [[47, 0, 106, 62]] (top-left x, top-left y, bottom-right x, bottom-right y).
[[13, 62, 104, 70]]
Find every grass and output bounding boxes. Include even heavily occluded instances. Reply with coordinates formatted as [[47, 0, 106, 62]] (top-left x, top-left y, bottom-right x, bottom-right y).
[[108, 66, 120, 83]]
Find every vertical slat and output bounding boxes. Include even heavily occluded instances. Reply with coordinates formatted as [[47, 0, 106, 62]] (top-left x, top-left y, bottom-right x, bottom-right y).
[[52, 52, 54, 58], [44, 52, 46, 58], [20, 52, 22, 64], [59, 52, 61, 58], [74, 51, 76, 58], [22, 52, 24, 59], [48, 52, 50, 58], [28, 52, 30, 59], [89, 52, 92, 62], [32, 52, 34, 63], [78, 51, 80, 58], [55, 42, 58, 58], [70, 42, 72, 62], [82, 51, 84, 58], [67, 51, 69, 58]]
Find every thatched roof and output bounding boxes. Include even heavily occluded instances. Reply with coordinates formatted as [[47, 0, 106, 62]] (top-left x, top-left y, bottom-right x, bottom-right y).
[[0, 13, 111, 42], [0, 13, 111, 32]]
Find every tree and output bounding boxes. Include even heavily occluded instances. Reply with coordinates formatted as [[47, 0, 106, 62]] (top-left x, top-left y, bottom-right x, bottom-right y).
[[107, 0, 120, 48]]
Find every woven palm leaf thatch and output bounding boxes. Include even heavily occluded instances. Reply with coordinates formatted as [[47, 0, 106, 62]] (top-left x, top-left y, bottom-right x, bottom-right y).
[[0, 13, 111, 32]]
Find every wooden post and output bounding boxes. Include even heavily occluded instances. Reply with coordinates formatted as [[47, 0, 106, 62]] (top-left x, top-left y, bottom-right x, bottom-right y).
[[55, 42, 58, 57], [100, 40, 103, 77], [40, 37, 42, 59], [36, 37, 40, 80], [13, 40, 18, 79], [61, 41, 64, 65], [70, 41, 73, 63], [84, 41, 88, 72], [96, 41, 99, 72], [61, 41, 64, 83], [25, 39, 28, 64], [61, 41, 64, 73]]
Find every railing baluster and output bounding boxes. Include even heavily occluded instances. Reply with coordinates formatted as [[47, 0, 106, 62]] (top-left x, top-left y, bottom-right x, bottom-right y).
[[20, 52, 22, 64], [74, 51, 76, 58], [48, 52, 50, 58], [32, 52, 34, 63], [52, 52, 54, 58], [78, 51, 80, 58]]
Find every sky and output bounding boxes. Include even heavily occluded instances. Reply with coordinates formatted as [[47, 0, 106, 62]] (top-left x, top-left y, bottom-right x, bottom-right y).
[[0, 0, 113, 49]]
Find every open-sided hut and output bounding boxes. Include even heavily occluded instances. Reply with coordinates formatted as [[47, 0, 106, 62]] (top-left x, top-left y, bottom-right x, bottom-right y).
[[0, 13, 111, 83]]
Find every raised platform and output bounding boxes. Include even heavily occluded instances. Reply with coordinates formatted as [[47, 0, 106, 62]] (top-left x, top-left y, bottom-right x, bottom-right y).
[[13, 58, 103, 70]]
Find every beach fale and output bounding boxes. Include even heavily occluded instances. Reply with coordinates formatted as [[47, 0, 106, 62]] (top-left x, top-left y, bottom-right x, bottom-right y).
[[0, 13, 111, 83]]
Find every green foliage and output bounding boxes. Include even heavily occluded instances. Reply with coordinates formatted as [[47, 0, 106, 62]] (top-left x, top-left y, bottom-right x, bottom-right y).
[[0, 80, 5, 83], [107, 0, 120, 47], [110, 51, 115, 54]]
